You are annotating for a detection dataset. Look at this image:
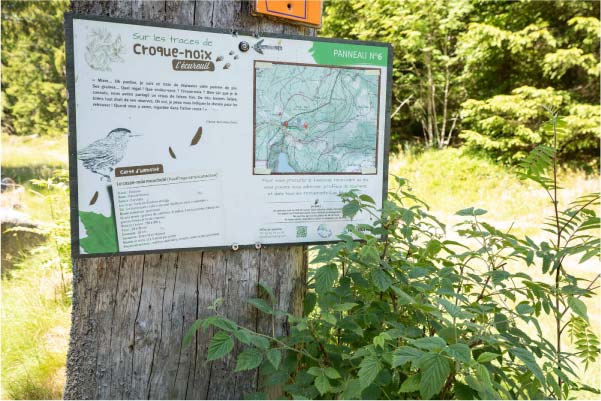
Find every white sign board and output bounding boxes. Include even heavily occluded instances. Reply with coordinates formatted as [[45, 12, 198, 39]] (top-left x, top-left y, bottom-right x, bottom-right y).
[[65, 14, 392, 257]]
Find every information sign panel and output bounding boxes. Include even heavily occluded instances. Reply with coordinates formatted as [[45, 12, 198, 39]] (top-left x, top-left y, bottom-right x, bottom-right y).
[[65, 14, 392, 257]]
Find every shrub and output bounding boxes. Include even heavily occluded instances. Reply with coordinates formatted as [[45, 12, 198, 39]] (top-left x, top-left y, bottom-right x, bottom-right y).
[[186, 114, 599, 399], [460, 86, 600, 166]]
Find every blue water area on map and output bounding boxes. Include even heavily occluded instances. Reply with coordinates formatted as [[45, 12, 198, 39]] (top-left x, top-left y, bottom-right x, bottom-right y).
[[277, 152, 296, 172]]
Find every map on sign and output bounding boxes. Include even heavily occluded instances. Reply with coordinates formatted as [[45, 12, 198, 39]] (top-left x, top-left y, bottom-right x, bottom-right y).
[[254, 62, 380, 175]]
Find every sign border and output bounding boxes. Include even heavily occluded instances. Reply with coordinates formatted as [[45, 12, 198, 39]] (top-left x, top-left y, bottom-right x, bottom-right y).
[[64, 12, 393, 259]]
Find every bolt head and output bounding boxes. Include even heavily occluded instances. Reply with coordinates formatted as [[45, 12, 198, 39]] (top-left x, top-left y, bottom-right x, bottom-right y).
[[239, 41, 250, 52]]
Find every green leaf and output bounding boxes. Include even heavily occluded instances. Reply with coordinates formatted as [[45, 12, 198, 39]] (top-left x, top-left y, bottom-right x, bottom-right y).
[[247, 298, 273, 314], [392, 346, 424, 367], [233, 329, 252, 345], [477, 352, 500, 363], [322, 312, 337, 325], [516, 302, 533, 315], [314, 264, 338, 294], [303, 292, 317, 316], [234, 348, 263, 372], [371, 268, 392, 291], [183, 319, 202, 348], [207, 332, 234, 361], [359, 194, 375, 204], [474, 363, 491, 384], [456, 207, 487, 217], [373, 332, 392, 348], [332, 302, 358, 312], [360, 245, 380, 264], [248, 333, 270, 350], [79, 211, 118, 253], [494, 313, 509, 333], [342, 200, 361, 219], [314, 375, 332, 395], [265, 370, 289, 387], [358, 355, 381, 389], [324, 367, 342, 379], [258, 282, 276, 303], [509, 347, 546, 386], [266, 349, 282, 369], [411, 336, 447, 351], [341, 379, 362, 399], [201, 315, 238, 332], [399, 374, 421, 393], [391, 287, 415, 304], [418, 352, 451, 399], [568, 297, 589, 322], [446, 343, 471, 364], [426, 239, 442, 256]]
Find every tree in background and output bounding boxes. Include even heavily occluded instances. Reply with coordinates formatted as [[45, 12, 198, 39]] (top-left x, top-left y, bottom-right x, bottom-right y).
[[322, 0, 472, 149], [458, 1, 600, 166], [321, 0, 600, 166], [1, 0, 69, 137]]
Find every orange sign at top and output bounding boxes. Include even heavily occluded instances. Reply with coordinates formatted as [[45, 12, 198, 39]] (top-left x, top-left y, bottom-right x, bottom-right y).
[[254, 0, 322, 28]]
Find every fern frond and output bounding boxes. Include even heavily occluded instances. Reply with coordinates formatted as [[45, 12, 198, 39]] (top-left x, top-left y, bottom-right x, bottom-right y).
[[569, 317, 600, 369], [518, 145, 557, 191]]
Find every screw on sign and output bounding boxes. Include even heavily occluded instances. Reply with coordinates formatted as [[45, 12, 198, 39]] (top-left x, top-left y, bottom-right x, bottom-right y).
[[238, 41, 250, 52]]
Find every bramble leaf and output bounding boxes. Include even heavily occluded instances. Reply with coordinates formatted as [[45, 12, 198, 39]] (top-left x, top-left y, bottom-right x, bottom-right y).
[[207, 332, 234, 361], [234, 348, 263, 372], [418, 352, 451, 399]]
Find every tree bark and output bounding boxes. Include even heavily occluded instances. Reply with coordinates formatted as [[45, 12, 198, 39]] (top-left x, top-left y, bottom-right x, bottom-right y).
[[64, 2, 313, 399]]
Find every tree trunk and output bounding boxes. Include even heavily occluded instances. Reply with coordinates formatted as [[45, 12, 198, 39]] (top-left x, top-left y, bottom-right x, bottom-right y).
[[64, 2, 313, 399]]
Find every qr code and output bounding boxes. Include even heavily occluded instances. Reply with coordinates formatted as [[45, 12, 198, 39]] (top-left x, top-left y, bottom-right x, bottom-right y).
[[296, 226, 307, 238]]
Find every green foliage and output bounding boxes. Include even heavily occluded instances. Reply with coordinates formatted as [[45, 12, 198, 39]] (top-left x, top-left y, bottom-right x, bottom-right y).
[[460, 87, 599, 164], [322, 1, 600, 163], [1, 168, 72, 399], [457, 1, 599, 165], [29, 170, 72, 297], [322, 0, 471, 148], [1, 0, 69, 136], [186, 113, 599, 399], [569, 317, 600, 370]]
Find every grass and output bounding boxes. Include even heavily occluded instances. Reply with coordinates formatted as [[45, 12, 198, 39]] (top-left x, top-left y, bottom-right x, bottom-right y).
[[390, 147, 599, 237], [1, 134, 71, 400], [1, 134, 69, 223], [1, 135, 599, 399], [1, 251, 71, 400]]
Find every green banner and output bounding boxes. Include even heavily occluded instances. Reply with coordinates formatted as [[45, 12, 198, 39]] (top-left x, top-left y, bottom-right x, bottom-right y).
[[309, 41, 388, 67]]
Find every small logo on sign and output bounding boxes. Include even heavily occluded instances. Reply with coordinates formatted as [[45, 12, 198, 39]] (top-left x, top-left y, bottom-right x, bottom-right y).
[[317, 224, 332, 239]]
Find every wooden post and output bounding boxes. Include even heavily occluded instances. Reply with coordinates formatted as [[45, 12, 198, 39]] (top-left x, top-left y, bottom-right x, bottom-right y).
[[64, 2, 314, 399]]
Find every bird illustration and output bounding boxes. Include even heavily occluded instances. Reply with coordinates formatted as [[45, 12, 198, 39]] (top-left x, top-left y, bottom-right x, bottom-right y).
[[78, 128, 140, 181]]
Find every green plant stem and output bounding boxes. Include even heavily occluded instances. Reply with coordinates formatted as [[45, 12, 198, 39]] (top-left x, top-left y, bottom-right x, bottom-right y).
[[235, 326, 322, 364], [551, 113, 563, 399], [308, 323, 331, 366], [558, 274, 601, 335]]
